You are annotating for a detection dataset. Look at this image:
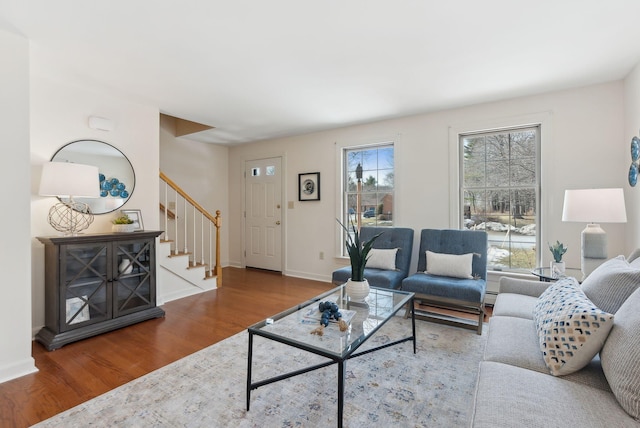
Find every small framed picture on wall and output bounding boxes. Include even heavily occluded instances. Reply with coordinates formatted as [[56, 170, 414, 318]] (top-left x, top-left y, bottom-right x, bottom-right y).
[[298, 172, 320, 201], [121, 209, 144, 231]]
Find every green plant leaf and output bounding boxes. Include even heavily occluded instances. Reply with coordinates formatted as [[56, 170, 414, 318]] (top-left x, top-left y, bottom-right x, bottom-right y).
[[336, 218, 384, 281]]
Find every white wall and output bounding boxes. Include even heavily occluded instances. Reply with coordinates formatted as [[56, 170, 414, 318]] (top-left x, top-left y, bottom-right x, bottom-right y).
[[228, 81, 627, 282], [30, 69, 160, 337], [159, 115, 229, 268], [0, 28, 37, 383], [624, 63, 640, 252]]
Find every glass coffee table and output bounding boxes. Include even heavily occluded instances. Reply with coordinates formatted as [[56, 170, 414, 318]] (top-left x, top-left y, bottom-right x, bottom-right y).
[[246, 284, 415, 428]]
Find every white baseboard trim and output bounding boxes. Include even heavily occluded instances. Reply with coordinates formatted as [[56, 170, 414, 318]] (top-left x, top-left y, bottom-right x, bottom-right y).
[[0, 357, 38, 384], [160, 287, 207, 304], [284, 270, 332, 283]]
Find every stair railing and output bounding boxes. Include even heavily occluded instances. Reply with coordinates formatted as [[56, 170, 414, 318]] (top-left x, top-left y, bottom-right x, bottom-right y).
[[159, 171, 222, 287]]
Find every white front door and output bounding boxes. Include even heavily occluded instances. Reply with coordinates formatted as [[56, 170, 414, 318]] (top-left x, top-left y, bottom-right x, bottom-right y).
[[244, 157, 283, 271]]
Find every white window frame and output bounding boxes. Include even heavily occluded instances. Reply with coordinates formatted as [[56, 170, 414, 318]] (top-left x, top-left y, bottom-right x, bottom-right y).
[[335, 139, 396, 257], [448, 112, 552, 272]]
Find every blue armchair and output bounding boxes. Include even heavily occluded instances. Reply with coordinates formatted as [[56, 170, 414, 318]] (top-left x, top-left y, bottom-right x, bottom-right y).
[[401, 229, 487, 334], [332, 227, 414, 290]]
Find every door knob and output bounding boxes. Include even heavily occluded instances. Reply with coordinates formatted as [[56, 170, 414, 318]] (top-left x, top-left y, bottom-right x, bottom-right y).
[[276, 221, 281, 225]]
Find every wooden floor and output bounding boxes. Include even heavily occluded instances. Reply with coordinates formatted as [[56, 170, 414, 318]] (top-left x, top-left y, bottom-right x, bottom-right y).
[[0, 267, 492, 428]]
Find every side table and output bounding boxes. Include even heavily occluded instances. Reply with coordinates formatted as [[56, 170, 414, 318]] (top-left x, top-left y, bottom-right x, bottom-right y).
[[531, 267, 583, 282]]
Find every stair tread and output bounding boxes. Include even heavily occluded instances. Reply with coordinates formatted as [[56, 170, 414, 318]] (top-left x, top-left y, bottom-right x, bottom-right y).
[[168, 252, 192, 258]]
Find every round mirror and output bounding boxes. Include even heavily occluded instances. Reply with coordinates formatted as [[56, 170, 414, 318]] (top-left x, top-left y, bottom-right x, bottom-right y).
[[51, 140, 135, 214]]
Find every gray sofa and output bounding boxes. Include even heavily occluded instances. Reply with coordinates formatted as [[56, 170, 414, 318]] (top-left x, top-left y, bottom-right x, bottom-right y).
[[470, 255, 640, 427]]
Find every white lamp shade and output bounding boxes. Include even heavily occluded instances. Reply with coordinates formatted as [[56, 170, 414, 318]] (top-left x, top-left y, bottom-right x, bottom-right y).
[[39, 162, 100, 198], [562, 188, 627, 223]]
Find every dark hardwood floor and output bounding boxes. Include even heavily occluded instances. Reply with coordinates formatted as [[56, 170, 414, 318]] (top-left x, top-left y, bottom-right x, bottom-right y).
[[0, 267, 492, 427], [0, 267, 334, 428]]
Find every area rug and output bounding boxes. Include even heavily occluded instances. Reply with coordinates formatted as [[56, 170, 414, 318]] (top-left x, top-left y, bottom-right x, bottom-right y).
[[33, 317, 486, 427]]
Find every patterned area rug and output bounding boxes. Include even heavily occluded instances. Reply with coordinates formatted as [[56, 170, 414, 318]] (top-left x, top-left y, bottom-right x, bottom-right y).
[[34, 317, 486, 427]]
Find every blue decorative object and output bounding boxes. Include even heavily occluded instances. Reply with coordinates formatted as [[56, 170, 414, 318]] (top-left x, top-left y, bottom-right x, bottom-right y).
[[632, 137, 640, 162], [97, 175, 128, 198], [629, 162, 638, 187]]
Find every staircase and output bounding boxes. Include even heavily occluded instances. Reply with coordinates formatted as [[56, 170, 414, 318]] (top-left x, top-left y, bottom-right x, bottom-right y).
[[157, 171, 222, 302]]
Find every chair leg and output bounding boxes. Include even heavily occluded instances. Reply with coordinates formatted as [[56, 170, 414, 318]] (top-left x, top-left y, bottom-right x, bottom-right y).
[[476, 304, 484, 335], [404, 301, 412, 319]]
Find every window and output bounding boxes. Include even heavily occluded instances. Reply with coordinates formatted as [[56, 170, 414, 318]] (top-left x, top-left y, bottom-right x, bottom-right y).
[[343, 144, 394, 230], [460, 126, 540, 271]]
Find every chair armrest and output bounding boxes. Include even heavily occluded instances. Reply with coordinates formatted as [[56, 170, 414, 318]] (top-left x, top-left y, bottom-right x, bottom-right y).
[[498, 276, 552, 298]]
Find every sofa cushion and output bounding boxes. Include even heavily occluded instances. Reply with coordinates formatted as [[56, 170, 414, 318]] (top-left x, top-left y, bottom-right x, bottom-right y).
[[533, 277, 614, 376], [470, 361, 640, 428], [484, 315, 548, 373], [581, 255, 640, 314], [601, 288, 640, 420], [366, 248, 398, 270], [492, 293, 538, 319], [402, 272, 485, 302], [331, 266, 406, 290], [425, 250, 473, 279], [485, 315, 611, 391]]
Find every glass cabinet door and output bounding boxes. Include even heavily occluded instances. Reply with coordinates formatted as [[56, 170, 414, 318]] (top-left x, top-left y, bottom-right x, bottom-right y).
[[113, 238, 155, 317], [60, 243, 110, 331]]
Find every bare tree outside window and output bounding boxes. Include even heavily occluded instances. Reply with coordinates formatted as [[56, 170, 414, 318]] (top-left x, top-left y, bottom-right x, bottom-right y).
[[461, 127, 540, 271], [343, 144, 395, 231]]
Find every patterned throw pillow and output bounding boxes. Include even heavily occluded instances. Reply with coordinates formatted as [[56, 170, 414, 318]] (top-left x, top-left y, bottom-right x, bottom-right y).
[[533, 277, 614, 376]]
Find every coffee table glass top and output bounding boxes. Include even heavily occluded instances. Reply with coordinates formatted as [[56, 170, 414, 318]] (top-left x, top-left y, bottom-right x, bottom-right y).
[[248, 284, 413, 359]]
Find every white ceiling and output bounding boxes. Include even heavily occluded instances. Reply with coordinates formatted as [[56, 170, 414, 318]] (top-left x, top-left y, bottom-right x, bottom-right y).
[[3, 0, 640, 145]]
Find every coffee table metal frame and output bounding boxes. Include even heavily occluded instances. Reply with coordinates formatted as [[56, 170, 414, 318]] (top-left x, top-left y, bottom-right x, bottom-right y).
[[246, 284, 416, 428]]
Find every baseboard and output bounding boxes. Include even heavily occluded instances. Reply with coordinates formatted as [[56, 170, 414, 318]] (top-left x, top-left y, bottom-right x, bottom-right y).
[[284, 269, 332, 283], [0, 356, 38, 383], [160, 287, 207, 304]]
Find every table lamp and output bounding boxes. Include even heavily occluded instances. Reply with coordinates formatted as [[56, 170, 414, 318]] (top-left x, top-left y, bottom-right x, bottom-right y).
[[39, 161, 100, 235], [562, 188, 627, 279]]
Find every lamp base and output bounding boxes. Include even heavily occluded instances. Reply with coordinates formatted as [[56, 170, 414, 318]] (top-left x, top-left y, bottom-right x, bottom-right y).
[[581, 223, 607, 279], [47, 201, 94, 236]]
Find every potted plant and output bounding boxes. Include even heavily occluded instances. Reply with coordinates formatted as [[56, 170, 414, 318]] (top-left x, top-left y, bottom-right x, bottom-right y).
[[337, 219, 383, 301], [548, 240, 567, 275], [112, 214, 135, 233]]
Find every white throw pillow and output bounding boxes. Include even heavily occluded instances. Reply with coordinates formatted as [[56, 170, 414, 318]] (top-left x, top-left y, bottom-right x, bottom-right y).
[[366, 248, 398, 270], [425, 251, 473, 279], [533, 277, 614, 376]]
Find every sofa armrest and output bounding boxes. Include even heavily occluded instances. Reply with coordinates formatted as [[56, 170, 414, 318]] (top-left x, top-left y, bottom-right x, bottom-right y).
[[499, 276, 552, 298]]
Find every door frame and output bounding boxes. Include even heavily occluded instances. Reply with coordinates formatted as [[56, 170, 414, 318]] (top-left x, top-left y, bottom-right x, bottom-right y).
[[241, 153, 287, 272]]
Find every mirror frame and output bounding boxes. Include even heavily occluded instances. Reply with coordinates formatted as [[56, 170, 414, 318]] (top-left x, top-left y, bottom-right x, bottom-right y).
[[51, 139, 136, 214]]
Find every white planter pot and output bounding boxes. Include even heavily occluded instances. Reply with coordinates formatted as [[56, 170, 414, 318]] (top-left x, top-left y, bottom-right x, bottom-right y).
[[550, 261, 566, 276], [112, 224, 135, 233], [346, 278, 370, 302]]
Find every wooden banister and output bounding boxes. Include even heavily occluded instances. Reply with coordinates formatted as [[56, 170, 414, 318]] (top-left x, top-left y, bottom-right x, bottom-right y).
[[160, 171, 221, 227], [160, 171, 222, 287], [158, 203, 176, 219]]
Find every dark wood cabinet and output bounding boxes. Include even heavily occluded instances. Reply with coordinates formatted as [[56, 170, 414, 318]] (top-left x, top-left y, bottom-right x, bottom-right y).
[[36, 231, 165, 350]]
